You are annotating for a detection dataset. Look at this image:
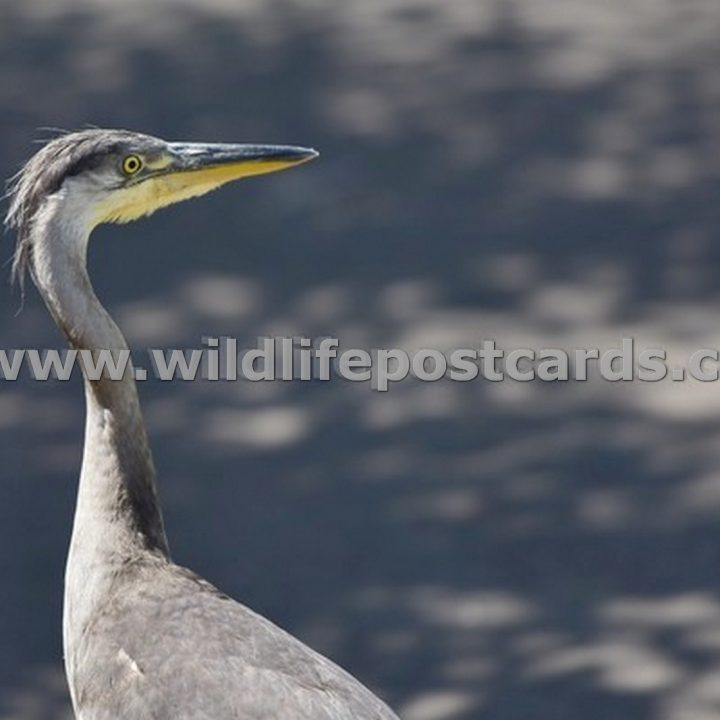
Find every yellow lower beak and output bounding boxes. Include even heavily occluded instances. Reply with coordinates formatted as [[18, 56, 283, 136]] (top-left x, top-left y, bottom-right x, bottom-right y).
[[167, 142, 319, 181], [100, 143, 318, 225], [157, 142, 319, 197]]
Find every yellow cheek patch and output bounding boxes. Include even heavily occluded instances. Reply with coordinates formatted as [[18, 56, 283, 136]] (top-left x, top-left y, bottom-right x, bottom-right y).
[[95, 158, 304, 225]]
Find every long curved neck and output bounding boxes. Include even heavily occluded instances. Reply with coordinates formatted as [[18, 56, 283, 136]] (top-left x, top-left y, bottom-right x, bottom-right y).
[[29, 197, 169, 657]]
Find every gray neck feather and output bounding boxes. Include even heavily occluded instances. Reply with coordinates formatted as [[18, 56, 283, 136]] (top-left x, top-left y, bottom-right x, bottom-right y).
[[29, 193, 169, 682]]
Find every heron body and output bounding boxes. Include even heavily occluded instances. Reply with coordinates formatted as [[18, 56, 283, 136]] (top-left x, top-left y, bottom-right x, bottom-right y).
[[6, 130, 399, 720]]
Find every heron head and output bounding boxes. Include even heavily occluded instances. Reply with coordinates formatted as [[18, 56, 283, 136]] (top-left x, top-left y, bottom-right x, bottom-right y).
[[5, 129, 317, 287]]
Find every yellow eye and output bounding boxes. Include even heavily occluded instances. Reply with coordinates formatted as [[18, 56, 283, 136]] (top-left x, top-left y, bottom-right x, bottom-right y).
[[122, 154, 143, 175]]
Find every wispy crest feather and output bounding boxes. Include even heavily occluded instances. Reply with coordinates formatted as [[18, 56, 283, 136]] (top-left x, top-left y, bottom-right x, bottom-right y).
[[4, 129, 140, 293]]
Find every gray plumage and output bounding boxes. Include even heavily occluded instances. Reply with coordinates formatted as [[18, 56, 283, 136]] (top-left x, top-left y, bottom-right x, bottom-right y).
[[5, 129, 400, 720]]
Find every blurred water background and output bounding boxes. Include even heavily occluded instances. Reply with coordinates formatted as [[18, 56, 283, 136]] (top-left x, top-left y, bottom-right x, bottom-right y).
[[2, 1, 720, 718]]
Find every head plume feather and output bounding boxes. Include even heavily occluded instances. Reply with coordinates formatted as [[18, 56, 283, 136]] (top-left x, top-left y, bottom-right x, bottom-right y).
[[4, 129, 139, 293]]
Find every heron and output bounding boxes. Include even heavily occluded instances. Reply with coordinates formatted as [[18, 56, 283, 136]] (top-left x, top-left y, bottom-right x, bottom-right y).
[[5, 129, 400, 720]]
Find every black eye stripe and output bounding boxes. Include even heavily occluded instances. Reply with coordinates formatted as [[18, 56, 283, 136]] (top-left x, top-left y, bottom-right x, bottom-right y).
[[65, 153, 106, 179]]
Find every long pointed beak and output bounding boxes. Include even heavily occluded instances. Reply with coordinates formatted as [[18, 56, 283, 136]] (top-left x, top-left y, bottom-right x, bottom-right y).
[[166, 142, 319, 182], [102, 141, 318, 225]]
